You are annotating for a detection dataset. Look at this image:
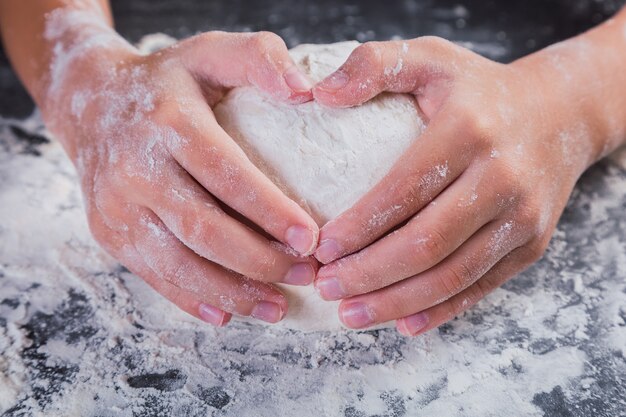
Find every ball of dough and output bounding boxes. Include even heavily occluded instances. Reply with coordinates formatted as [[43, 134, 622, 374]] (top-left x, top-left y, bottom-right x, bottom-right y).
[[213, 41, 426, 331]]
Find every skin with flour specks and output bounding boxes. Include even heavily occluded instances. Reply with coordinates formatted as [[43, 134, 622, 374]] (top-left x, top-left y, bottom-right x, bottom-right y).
[[0, 1, 323, 327], [1, 1, 626, 335], [312, 14, 626, 335]]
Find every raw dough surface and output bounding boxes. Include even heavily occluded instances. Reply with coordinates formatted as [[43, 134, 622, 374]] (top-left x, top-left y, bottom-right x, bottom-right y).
[[214, 42, 426, 331]]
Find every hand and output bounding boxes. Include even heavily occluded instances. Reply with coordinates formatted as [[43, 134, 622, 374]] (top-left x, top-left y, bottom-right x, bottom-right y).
[[311, 37, 602, 335], [45, 30, 321, 326]]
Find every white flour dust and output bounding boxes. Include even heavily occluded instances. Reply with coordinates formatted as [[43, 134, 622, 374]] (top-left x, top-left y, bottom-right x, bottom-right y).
[[214, 41, 425, 331], [1, 32, 626, 416], [215, 41, 425, 225]]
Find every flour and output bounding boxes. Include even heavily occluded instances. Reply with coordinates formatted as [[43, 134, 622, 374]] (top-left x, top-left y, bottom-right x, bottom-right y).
[[214, 41, 425, 225], [214, 42, 425, 331], [44, 7, 132, 111], [2, 31, 626, 416]]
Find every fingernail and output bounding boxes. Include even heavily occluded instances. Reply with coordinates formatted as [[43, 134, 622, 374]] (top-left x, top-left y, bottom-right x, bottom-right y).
[[318, 70, 349, 92], [284, 66, 313, 92], [251, 301, 284, 323], [315, 276, 346, 301], [315, 239, 341, 264], [285, 225, 316, 256], [340, 302, 375, 329], [398, 312, 429, 336], [198, 303, 227, 327], [283, 263, 315, 286]]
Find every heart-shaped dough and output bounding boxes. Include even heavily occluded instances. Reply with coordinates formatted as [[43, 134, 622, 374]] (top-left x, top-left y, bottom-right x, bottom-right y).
[[214, 42, 426, 331]]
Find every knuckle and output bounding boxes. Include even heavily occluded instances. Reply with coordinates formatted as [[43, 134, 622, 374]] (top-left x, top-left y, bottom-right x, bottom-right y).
[[354, 269, 382, 294], [514, 200, 543, 230], [107, 163, 136, 190], [437, 262, 473, 296], [415, 36, 454, 51], [104, 142, 169, 193], [520, 239, 548, 264], [162, 263, 187, 286], [86, 214, 109, 246], [383, 292, 414, 319], [398, 174, 427, 205], [467, 280, 488, 304], [451, 285, 482, 317], [324, 258, 371, 295], [415, 228, 448, 260], [462, 111, 496, 143], [187, 31, 219, 48], [108, 165, 155, 205], [182, 207, 220, 245], [356, 41, 381, 57], [475, 266, 507, 296], [348, 205, 392, 237], [152, 244, 189, 282], [486, 162, 528, 208], [487, 170, 525, 209], [248, 251, 277, 280], [497, 162, 525, 191], [194, 143, 223, 172], [249, 31, 285, 55], [404, 182, 423, 205], [199, 31, 222, 43], [354, 41, 384, 69], [450, 298, 468, 318], [92, 183, 117, 213], [151, 99, 183, 127], [355, 211, 379, 235], [91, 190, 136, 235]]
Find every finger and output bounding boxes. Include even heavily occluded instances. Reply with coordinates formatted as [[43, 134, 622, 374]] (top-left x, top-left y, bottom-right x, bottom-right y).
[[126, 207, 289, 323], [315, 111, 476, 264], [315, 164, 502, 300], [313, 38, 461, 109], [181, 31, 313, 103], [88, 210, 232, 326], [336, 219, 528, 329], [167, 111, 320, 256], [148, 166, 317, 285], [122, 243, 233, 327], [396, 247, 534, 336]]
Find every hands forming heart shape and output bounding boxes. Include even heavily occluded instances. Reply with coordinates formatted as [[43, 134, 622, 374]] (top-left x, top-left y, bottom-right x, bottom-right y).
[[35, 6, 626, 335]]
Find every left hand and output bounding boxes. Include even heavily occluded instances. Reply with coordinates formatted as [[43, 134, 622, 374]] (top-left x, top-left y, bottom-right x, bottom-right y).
[[310, 37, 602, 335]]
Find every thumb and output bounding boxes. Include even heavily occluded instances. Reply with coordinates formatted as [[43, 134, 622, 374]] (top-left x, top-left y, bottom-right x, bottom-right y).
[[313, 38, 459, 109], [181, 31, 313, 103]]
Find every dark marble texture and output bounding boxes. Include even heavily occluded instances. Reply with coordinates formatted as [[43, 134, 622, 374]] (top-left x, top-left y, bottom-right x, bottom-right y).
[[1, 1, 626, 416]]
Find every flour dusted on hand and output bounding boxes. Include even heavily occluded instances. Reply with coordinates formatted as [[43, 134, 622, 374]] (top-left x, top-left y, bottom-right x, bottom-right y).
[[214, 42, 426, 331]]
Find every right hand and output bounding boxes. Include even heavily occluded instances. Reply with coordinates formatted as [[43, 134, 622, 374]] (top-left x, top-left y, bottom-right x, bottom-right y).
[[44, 31, 320, 326]]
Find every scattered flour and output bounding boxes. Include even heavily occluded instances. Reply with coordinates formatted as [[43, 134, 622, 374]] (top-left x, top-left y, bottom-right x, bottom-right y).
[[43, 7, 132, 110], [1, 31, 625, 415]]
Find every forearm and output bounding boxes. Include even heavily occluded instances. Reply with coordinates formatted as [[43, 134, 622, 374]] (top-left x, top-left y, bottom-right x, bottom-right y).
[[512, 7, 626, 167], [0, 0, 128, 112], [0, 0, 138, 160]]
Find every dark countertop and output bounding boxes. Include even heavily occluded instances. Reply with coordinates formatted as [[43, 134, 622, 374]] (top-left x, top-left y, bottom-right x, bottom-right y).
[[1, 1, 626, 416]]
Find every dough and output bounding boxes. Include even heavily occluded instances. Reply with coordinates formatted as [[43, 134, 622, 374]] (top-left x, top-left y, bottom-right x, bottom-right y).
[[213, 42, 426, 331]]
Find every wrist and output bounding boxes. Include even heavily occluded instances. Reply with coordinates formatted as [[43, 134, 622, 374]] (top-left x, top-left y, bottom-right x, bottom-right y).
[[37, 7, 137, 122], [507, 56, 602, 181], [38, 9, 139, 159], [511, 12, 626, 173]]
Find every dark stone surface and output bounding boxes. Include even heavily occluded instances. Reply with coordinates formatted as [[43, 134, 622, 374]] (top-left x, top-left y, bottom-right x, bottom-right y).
[[109, 0, 622, 58], [197, 386, 232, 409], [127, 369, 188, 391], [1, 1, 626, 416]]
